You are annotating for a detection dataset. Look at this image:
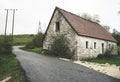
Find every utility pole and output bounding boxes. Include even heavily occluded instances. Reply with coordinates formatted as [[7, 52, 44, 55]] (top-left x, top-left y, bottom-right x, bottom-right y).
[[11, 9, 17, 41], [4, 9, 9, 38]]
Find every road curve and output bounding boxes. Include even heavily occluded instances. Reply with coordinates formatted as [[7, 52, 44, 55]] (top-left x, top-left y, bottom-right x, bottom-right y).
[[13, 46, 120, 82]]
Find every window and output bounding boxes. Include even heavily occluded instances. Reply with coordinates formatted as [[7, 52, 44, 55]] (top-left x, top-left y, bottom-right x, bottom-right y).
[[109, 44, 111, 49], [94, 42, 96, 49], [55, 22, 60, 32], [86, 41, 88, 48]]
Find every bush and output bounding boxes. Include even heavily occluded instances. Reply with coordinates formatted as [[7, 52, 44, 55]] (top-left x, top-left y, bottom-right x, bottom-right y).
[[0, 36, 12, 54], [112, 32, 120, 46], [25, 42, 35, 49], [48, 34, 74, 59], [117, 46, 120, 55], [32, 33, 43, 47], [25, 32, 44, 49], [98, 46, 114, 58], [104, 49, 112, 58]]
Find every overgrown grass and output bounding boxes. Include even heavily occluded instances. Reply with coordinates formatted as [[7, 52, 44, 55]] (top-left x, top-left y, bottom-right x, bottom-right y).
[[0, 54, 26, 82], [86, 55, 120, 66]]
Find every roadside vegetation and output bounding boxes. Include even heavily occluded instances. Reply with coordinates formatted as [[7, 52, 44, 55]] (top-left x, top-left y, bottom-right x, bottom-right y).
[[0, 35, 26, 81], [23, 33, 74, 59], [0, 36, 12, 54], [86, 55, 120, 66], [13, 34, 35, 45], [0, 34, 35, 46], [21, 47, 45, 54], [118, 46, 120, 55], [48, 34, 74, 59], [0, 54, 26, 82], [86, 46, 120, 66], [21, 32, 47, 54], [21, 33, 47, 55], [25, 33, 43, 48]]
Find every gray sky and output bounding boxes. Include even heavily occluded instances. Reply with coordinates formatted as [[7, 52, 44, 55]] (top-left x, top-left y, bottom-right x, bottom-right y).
[[0, 0, 120, 35]]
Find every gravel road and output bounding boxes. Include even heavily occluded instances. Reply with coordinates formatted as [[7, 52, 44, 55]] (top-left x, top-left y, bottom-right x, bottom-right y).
[[13, 46, 120, 82]]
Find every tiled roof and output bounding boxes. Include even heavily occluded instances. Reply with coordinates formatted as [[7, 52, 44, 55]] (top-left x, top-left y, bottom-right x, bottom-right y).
[[56, 7, 116, 42]]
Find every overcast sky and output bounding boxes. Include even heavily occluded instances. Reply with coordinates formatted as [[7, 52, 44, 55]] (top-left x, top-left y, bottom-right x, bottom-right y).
[[0, 0, 120, 35]]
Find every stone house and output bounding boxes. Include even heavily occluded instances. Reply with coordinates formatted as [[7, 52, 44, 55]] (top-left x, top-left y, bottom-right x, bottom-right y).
[[43, 7, 117, 60]]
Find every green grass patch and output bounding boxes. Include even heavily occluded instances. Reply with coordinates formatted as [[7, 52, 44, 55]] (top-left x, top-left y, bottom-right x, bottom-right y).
[[21, 47, 44, 53], [0, 53, 26, 82], [86, 55, 120, 66], [0, 34, 35, 46], [13, 35, 35, 45]]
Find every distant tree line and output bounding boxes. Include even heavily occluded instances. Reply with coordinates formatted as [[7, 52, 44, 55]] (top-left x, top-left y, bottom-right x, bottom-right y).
[[112, 29, 120, 46]]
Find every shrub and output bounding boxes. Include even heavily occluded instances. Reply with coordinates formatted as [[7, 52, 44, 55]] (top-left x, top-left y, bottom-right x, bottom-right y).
[[104, 49, 112, 58], [32, 32, 43, 47], [25, 32, 44, 49], [48, 34, 74, 59], [98, 46, 114, 58], [117, 46, 120, 55], [25, 42, 35, 49], [0, 36, 12, 54], [112, 32, 120, 46]]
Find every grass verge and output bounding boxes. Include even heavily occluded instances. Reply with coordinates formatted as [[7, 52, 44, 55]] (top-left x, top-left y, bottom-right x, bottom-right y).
[[0, 53, 26, 82], [21, 47, 74, 60], [21, 47, 44, 54], [86, 55, 120, 66]]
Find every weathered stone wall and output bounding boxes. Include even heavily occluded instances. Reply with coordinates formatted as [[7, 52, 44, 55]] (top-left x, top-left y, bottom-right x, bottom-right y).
[[43, 10, 77, 56], [76, 35, 117, 60]]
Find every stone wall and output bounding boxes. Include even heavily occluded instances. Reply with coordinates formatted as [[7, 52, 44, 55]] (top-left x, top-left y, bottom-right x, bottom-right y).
[[43, 9, 77, 56]]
